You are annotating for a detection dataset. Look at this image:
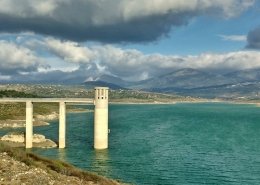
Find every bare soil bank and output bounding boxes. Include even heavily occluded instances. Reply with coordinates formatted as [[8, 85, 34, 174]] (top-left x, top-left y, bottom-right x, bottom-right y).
[[0, 142, 125, 185]]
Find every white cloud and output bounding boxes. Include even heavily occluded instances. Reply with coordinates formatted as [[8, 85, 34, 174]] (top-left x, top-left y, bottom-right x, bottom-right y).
[[0, 74, 11, 80], [1, 37, 260, 81], [219, 34, 247, 42], [0, 0, 255, 42], [185, 51, 260, 71], [43, 38, 260, 81], [0, 0, 58, 17], [37, 57, 79, 73], [121, 0, 254, 20], [0, 0, 254, 22], [45, 38, 97, 63], [0, 40, 43, 74]]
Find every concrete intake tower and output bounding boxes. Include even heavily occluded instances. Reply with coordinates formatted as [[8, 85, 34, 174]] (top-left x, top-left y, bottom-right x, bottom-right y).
[[94, 87, 109, 149]]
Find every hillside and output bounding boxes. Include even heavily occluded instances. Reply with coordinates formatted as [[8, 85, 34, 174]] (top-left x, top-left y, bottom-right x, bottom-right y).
[[131, 68, 231, 90], [127, 68, 260, 100], [0, 90, 38, 98], [82, 68, 260, 100], [3, 67, 260, 100], [0, 84, 202, 103], [0, 142, 123, 185]]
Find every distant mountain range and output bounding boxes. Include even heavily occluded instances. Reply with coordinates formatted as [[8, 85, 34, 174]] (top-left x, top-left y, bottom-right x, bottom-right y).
[[2, 68, 260, 99], [84, 68, 260, 99]]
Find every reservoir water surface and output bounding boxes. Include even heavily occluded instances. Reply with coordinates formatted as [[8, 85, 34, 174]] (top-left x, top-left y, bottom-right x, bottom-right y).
[[3, 103, 260, 184]]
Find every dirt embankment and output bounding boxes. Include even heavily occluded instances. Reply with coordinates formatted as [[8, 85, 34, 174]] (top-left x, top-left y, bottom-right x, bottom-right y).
[[0, 144, 124, 185]]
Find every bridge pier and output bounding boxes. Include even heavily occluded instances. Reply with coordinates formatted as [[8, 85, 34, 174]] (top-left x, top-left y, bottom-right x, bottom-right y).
[[25, 101, 33, 149], [59, 101, 66, 148], [0, 89, 109, 149]]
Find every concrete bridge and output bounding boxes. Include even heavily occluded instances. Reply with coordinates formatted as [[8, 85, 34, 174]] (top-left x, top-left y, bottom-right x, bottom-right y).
[[0, 87, 109, 150]]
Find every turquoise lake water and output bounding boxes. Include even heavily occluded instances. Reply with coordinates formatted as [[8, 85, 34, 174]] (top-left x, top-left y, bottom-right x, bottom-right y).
[[1, 103, 260, 184]]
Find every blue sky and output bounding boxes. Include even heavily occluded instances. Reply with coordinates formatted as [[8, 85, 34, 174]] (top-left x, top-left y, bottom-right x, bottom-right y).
[[0, 0, 259, 82], [124, 4, 260, 55]]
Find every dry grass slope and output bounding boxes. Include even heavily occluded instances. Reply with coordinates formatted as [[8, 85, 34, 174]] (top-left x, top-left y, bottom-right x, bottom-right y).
[[0, 142, 123, 185]]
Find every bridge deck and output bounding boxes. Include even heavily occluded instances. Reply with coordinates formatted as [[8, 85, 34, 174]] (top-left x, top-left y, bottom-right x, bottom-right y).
[[0, 98, 93, 103]]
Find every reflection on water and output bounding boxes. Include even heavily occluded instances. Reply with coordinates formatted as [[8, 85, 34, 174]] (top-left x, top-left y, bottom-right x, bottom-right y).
[[58, 149, 67, 161], [2, 104, 260, 185], [91, 149, 111, 176]]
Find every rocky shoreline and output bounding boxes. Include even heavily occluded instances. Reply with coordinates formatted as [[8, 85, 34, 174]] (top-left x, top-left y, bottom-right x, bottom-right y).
[[0, 107, 125, 184], [0, 152, 82, 185], [0, 119, 50, 128], [0, 143, 124, 185], [0, 108, 92, 129], [0, 112, 59, 148], [0, 112, 58, 129], [0, 109, 93, 148], [0, 132, 57, 148]]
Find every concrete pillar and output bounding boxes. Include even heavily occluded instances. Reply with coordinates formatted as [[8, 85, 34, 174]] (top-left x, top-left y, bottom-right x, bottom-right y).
[[94, 87, 109, 149], [59, 101, 66, 148], [26, 101, 33, 149]]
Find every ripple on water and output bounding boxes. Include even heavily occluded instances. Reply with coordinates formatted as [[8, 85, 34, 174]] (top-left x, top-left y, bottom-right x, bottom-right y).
[[20, 103, 260, 185]]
